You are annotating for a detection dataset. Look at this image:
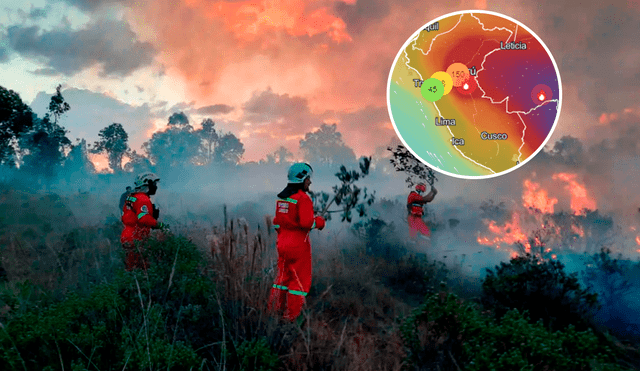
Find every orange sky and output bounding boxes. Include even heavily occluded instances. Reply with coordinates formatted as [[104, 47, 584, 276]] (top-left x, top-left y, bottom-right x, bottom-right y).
[[5, 0, 640, 164]]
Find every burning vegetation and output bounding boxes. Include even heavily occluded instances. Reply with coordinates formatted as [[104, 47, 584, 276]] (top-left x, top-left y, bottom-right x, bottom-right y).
[[476, 172, 622, 260]]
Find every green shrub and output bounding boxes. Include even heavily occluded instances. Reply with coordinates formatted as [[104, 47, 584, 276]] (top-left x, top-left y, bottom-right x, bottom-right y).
[[233, 337, 280, 371], [400, 292, 630, 371], [0, 234, 215, 370], [481, 253, 599, 332]]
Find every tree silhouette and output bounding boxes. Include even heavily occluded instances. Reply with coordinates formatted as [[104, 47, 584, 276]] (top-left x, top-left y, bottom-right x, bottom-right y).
[[0, 86, 35, 167], [548, 135, 584, 167], [264, 145, 294, 164], [20, 115, 71, 179], [197, 118, 219, 165], [168, 111, 190, 128], [20, 86, 72, 179], [92, 123, 129, 172], [213, 132, 244, 165], [124, 150, 153, 174], [48, 84, 70, 125], [299, 123, 356, 165], [143, 112, 200, 170]]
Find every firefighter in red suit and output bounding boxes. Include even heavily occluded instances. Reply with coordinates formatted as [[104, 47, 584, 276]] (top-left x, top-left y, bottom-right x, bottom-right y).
[[269, 163, 325, 321], [121, 172, 167, 271], [407, 183, 437, 240]]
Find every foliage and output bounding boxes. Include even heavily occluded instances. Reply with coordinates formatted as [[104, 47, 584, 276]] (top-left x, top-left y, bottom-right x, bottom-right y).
[[548, 135, 584, 167], [401, 291, 630, 371], [351, 217, 403, 259], [167, 111, 190, 127], [0, 234, 217, 370], [91, 123, 129, 172], [213, 132, 245, 165], [299, 123, 356, 165], [143, 114, 201, 169], [19, 86, 72, 179], [47, 84, 70, 125], [481, 253, 600, 333], [582, 249, 634, 308], [123, 149, 153, 174], [64, 139, 95, 176], [233, 337, 280, 371], [310, 156, 375, 222], [264, 146, 294, 165], [198, 118, 219, 165], [143, 113, 246, 169], [388, 144, 437, 187], [0, 86, 35, 167], [582, 248, 640, 343]]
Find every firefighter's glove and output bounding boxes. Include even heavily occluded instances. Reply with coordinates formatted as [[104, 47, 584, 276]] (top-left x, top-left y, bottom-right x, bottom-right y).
[[314, 216, 326, 230]]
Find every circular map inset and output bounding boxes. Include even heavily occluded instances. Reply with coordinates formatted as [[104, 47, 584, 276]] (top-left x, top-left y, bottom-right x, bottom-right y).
[[387, 10, 562, 179]]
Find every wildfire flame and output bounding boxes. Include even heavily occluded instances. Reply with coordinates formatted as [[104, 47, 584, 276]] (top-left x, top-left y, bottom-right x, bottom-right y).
[[552, 173, 596, 215], [478, 173, 596, 256], [636, 236, 640, 245], [571, 224, 585, 237], [522, 179, 557, 213], [477, 212, 531, 253], [538, 90, 546, 101]]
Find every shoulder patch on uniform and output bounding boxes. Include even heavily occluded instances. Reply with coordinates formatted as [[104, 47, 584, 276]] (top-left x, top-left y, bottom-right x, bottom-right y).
[[277, 201, 290, 214], [141, 205, 148, 213]]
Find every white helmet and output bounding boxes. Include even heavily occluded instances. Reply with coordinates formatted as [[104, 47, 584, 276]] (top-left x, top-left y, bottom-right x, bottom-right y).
[[134, 172, 160, 190]]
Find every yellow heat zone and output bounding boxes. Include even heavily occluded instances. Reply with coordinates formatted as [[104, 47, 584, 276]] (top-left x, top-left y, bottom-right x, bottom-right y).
[[430, 71, 453, 95]]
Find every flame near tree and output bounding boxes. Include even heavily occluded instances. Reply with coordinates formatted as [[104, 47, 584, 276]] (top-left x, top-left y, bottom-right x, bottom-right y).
[[477, 173, 616, 258]]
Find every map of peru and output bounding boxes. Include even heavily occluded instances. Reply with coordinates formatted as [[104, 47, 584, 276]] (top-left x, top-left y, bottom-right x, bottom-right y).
[[387, 11, 561, 178]]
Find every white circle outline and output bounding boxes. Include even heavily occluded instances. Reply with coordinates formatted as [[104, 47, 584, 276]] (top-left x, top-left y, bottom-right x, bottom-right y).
[[386, 10, 563, 180]]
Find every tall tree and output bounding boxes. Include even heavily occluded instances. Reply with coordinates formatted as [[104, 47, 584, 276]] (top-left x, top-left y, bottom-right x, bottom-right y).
[[63, 139, 95, 189], [0, 86, 35, 167], [213, 132, 244, 165], [124, 150, 153, 174], [299, 123, 356, 165], [167, 111, 190, 128], [20, 115, 71, 178], [143, 112, 200, 170], [263, 146, 294, 164], [92, 123, 129, 172], [197, 118, 219, 165], [48, 84, 70, 125], [273, 145, 294, 164], [20, 86, 72, 178]]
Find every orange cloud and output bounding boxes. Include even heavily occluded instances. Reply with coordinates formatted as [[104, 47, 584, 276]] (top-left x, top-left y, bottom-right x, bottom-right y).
[[184, 0, 352, 44]]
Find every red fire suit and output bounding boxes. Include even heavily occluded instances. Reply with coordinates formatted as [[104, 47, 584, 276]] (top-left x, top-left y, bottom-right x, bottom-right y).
[[407, 191, 431, 239], [269, 190, 325, 321], [121, 192, 158, 271]]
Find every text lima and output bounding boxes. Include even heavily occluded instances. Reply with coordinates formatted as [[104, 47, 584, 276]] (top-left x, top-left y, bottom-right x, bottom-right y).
[[435, 117, 456, 126]]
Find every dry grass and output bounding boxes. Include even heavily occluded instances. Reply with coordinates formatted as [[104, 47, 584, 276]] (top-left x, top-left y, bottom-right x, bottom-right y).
[[0, 190, 485, 370]]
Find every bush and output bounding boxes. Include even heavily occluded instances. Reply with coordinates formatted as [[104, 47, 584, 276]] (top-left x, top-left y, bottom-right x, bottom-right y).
[[481, 253, 599, 333], [400, 292, 631, 371], [0, 234, 215, 370], [582, 248, 640, 343], [233, 337, 280, 371]]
